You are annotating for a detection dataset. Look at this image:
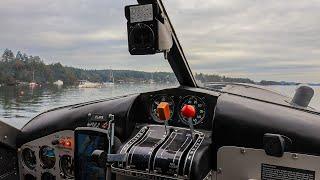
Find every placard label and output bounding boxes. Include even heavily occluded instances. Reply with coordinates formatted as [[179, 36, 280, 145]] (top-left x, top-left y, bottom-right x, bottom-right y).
[[130, 4, 153, 23], [261, 164, 315, 180]]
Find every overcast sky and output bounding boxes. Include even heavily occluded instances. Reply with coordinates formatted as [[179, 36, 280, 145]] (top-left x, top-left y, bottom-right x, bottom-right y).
[[0, 0, 319, 83]]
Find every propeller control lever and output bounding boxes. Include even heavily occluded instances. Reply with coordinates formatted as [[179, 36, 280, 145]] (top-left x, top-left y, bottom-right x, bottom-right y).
[[181, 104, 196, 140]]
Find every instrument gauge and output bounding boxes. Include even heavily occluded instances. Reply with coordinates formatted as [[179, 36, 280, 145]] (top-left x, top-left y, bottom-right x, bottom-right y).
[[41, 172, 55, 180], [39, 146, 56, 169], [60, 155, 74, 178], [22, 148, 36, 170], [151, 95, 175, 123], [179, 96, 206, 125]]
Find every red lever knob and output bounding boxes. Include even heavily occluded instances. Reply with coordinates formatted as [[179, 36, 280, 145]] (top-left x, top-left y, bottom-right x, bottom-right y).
[[181, 105, 196, 118]]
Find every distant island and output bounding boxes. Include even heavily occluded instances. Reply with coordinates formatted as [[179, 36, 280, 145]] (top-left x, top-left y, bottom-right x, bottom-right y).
[[0, 49, 319, 86]]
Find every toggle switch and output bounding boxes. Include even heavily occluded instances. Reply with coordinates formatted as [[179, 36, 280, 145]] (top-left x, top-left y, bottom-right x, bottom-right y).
[[157, 102, 171, 134], [181, 104, 196, 140]]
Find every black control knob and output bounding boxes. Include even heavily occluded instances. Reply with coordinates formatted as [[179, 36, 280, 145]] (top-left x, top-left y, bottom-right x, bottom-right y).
[[51, 139, 59, 145]]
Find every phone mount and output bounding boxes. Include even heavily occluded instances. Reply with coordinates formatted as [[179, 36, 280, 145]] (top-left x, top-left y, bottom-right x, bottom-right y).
[[74, 114, 125, 180], [125, 3, 173, 55]]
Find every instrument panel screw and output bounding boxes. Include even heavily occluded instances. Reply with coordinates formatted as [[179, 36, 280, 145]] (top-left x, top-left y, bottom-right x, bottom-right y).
[[217, 168, 222, 174], [292, 153, 298, 160], [240, 148, 246, 154]]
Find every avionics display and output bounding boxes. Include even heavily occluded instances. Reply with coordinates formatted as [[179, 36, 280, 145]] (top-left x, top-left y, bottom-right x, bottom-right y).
[[75, 128, 109, 180]]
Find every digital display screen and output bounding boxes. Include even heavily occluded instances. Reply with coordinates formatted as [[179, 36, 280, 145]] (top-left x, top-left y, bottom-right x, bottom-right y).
[[75, 133, 107, 180], [130, 4, 153, 23]]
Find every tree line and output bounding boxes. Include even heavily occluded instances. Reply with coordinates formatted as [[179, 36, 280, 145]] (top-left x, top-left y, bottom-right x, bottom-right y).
[[0, 49, 178, 85], [1, 49, 304, 86]]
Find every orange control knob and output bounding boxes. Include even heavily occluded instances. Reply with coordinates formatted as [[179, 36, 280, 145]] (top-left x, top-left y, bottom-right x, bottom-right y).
[[157, 102, 171, 121], [181, 105, 196, 118]]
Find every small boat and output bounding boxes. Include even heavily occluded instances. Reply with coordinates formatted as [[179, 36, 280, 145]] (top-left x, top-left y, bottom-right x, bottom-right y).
[[104, 69, 115, 86], [78, 80, 102, 88], [53, 80, 63, 86], [104, 82, 114, 86], [29, 82, 37, 88], [29, 71, 38, 88]]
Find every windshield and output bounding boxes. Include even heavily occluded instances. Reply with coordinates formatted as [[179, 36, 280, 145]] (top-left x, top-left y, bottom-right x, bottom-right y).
[[0, 0, 177, 128], [163, 0, 320, 110]]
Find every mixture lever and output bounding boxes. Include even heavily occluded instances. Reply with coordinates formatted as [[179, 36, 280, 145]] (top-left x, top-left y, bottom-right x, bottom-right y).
[[157, 102, 171, 134], [181, 104, 196, 141]]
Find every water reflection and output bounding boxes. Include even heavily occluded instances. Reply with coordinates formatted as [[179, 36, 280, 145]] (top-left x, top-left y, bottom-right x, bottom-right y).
[[0, 84, 176, 128]]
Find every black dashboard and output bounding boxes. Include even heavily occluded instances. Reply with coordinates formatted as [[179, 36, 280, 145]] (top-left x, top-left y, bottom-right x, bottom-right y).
[[14, 86, 320, 180], [16, 87, 219, 180]]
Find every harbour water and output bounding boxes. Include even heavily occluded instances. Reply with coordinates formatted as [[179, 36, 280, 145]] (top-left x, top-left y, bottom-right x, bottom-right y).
[[0, 84, 319, 129]]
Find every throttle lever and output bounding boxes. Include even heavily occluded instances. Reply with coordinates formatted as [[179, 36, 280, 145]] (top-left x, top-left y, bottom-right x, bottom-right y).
[[157, 102, 171, 135]]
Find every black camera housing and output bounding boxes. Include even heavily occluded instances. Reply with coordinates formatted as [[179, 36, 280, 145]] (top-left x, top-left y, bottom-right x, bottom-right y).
[[125, 4, 160, 55]]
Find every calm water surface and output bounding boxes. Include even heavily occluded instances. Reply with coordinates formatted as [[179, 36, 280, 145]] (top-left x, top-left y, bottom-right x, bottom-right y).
[[0, 84, 319, 129]]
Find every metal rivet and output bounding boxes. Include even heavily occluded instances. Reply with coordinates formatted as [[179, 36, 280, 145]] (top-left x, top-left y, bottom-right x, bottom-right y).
[[4, 136, 7, 139], [217, 168, 222, 174], [292, 153, 298, 159]]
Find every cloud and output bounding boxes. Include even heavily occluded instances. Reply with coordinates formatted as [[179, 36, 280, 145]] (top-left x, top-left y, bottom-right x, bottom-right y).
[[0, 0, 319, 82], [162, 0, 320, 82]]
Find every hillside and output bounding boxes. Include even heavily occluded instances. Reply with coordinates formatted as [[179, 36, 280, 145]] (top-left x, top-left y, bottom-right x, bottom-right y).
[[1, 49, 314, 86], [0, 49, 177, 85]]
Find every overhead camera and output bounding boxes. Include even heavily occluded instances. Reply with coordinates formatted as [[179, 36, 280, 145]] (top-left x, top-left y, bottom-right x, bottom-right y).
[[125, 3, 173, 55]]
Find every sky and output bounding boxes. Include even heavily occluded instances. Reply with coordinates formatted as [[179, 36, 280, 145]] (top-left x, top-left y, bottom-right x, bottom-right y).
[[0, 0, 319, 83]]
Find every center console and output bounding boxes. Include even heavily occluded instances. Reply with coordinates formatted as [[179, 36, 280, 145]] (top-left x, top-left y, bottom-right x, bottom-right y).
[[113, 125, 212, 180], [74, 125, 211, 180]]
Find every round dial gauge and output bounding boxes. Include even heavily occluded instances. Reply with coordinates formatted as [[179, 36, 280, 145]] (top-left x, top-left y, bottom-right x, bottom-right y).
[[41, 172, 55, 180], [179, 96, 206, 125], [22, 148, 36, 169], [151, 95, 174, 123], [39, 146, 56, 169], [60, 155, 74, 178]]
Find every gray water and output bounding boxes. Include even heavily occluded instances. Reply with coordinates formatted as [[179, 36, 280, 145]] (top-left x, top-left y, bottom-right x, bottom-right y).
[[0, 84, 319, 129]]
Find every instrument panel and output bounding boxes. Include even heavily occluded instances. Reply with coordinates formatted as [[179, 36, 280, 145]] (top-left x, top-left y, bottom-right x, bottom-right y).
[[18, 130, 74, 180], [150, 95, 207, 125], [139, 88, 217, 130]]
